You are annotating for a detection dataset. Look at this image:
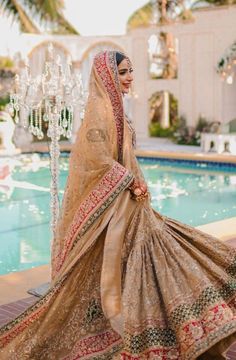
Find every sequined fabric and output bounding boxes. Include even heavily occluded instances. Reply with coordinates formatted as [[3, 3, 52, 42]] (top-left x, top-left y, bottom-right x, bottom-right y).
[[120, 207, 236, 359], [1, 51, 236, 359]]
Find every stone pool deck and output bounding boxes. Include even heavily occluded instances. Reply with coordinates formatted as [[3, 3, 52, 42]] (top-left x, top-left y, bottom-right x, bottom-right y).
[[17, 137, 236, 163], [135, 137, 236, 163]]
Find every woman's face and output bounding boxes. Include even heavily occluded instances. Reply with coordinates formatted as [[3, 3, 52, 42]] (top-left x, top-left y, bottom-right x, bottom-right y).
[[117, 58, 134, 94]]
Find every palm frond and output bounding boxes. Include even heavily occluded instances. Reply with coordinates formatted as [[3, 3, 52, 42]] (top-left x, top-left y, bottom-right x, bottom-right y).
[[23, 0, 64, 21], [53, 13, 79, 34], [23, 0, 79, 34], [0, 0, 40, 33], [0, 0, 79, 34]]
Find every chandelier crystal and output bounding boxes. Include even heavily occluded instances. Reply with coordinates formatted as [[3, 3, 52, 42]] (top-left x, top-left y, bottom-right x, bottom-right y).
[[9, 43, 86, 238]]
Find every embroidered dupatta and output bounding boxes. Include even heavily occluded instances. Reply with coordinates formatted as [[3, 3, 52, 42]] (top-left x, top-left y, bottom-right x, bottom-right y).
[[51, 51, 133, 280]]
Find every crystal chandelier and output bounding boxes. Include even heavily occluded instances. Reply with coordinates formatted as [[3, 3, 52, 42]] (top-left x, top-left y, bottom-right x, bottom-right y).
[[9, 43, 86, 238]]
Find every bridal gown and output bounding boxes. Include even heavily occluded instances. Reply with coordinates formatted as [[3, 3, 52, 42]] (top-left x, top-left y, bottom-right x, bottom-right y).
[[1, 50, 236, 360]]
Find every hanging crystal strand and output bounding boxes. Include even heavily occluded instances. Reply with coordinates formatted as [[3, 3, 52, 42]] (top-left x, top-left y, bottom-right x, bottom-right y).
[[59, 107, 63, 136], [22, 106, 29, 128], [47, 115, 52, 138], [62, 106, 67, 126], [61, 107, 66, 136], [38, 108, 44, 140], [67, 109, 73, 138], [29, 107, 34, 134], [62, 106, 67, 136], [34, 108, 39, 137], [44, 100, 50, 122], [79, 98, 85, 121]]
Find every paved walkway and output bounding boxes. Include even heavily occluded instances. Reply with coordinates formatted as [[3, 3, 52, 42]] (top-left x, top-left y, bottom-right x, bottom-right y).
[[136, 137, 236, 163], [137, 137, 201, 153]]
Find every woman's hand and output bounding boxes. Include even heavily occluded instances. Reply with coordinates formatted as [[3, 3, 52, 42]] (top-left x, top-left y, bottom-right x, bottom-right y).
[[129, 179, 149, 202]]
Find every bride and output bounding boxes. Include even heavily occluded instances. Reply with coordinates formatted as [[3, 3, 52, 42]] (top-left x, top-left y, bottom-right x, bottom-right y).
[[1, 50, 236, 359]]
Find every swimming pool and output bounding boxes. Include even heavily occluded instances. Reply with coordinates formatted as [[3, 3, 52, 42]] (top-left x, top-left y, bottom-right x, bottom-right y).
[[0, 153, 236, 275]]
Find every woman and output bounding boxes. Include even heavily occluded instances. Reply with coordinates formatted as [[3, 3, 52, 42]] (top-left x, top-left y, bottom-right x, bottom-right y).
[[1, 50, 236, 360]]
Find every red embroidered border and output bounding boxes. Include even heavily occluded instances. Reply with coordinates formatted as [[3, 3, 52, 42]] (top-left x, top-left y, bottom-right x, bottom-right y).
[[94, 51, 124, 163], [0, 281, 63, 347], [121, 349, 179, 360], [0, 307, 46, 347], [63, 330, 122, 360], [121, 302, 236, 360], [54, 162, 131, 275]]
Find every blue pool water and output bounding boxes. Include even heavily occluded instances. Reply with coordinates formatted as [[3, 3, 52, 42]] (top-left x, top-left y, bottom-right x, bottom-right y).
[[0, 153, 236, 275]]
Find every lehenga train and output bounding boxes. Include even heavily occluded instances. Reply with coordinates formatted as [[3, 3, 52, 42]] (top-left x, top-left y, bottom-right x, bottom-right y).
[[1, 51, 236, 359]]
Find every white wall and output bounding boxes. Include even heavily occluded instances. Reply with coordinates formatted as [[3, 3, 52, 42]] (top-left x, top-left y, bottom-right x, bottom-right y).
[[129, 6, 236, 137], [19, 6, 236, 139]]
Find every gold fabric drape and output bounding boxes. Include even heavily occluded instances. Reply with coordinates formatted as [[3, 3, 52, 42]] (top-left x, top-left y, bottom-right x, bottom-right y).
[[51, 51, 133, 281], [1, 51, 236, 360]]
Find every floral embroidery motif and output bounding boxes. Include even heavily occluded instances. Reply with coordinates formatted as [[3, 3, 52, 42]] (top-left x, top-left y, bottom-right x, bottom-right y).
[[121, 299, 236, 360], [53, 162, 133, 276], [121, 348, 179, 360], [94, 51, 124, 163], [63, 330, 122, 360], [86, 128, 106, 142], [85, 298, 103, 325]]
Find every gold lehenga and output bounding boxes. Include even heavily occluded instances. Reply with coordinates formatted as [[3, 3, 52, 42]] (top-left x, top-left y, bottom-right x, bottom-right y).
[[1, 51, 236, 360]]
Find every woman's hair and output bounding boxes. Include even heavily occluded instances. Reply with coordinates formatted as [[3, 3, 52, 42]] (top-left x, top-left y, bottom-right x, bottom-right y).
[[115, 51, 126, 66]]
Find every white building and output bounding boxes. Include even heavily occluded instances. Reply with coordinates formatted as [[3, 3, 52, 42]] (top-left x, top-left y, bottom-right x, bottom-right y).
[[11, 5, 236, 140]]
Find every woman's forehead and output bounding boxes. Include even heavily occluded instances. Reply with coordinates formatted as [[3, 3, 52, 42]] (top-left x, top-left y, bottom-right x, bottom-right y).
[[118, 57, 132, 68]]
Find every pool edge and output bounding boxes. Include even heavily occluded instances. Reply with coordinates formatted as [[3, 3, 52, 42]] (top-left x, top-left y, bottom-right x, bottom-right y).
[[135, 149, 236, 164], [0, 216, 235, 306]]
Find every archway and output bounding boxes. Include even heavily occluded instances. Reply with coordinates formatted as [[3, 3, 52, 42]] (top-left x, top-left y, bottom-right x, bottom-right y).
[[148, 32, 178, 79], [217, 40, 236, 125], [28, 41, 71, 77], [149, 91, 178, 136]]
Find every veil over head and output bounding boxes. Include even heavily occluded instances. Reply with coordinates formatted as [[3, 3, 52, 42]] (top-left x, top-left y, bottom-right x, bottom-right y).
[[51, 50, 133, 280]]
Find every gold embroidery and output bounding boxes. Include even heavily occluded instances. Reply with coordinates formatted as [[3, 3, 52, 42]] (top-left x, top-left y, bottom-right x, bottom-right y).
[[86, 128, 106, 142]]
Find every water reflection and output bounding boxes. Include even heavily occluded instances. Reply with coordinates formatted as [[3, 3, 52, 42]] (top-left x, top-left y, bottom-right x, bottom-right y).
[[0, 155, 235, 274], [0, 154, 68, 274]]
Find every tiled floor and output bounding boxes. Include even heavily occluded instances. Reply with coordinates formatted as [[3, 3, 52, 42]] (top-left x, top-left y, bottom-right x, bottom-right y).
[[1, 239, 236, 358], [0, 296, 36, 327]]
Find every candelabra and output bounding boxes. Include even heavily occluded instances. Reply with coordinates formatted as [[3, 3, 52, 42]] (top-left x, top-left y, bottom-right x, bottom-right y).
[[9, 43, 86, 238]]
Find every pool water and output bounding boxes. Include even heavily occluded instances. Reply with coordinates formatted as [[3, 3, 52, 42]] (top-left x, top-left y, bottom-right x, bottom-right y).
[[0, 154, 236, 275]]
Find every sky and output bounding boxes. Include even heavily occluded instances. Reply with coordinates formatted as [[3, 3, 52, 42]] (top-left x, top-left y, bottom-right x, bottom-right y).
[[63, 0, 147, 35], [0, 0, 147, 55]]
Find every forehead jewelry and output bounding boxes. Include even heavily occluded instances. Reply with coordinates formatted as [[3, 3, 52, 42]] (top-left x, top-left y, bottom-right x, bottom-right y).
[[125, 57, 132, 68]]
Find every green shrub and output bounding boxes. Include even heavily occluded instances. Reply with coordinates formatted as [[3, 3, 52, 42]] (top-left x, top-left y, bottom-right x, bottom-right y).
[[0, 57, 14, 69], [0, 95, 10, 110], [149, 122, 175, 137]]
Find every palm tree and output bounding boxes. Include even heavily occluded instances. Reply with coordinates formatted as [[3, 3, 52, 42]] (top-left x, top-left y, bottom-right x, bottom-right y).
[[0, 0, 79, 34], [127, 0, 236, 30], [191, 0, 236, 6]]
